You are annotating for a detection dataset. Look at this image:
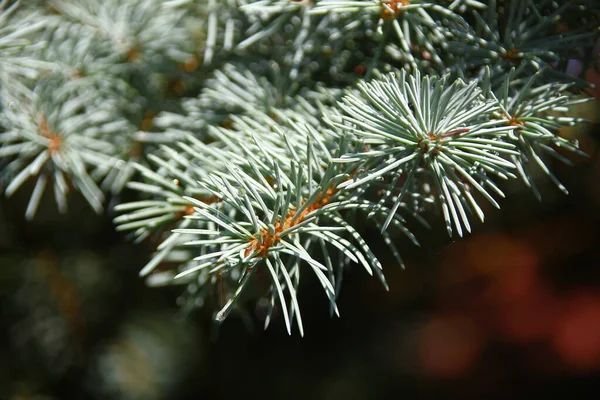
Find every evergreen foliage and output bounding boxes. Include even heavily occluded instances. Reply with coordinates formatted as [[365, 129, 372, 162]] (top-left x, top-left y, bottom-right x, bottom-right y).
[[0, 0, 597, 335]]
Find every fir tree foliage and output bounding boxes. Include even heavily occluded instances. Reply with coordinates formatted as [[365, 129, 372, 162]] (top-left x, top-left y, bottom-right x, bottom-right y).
[[311, 0, 466, 71], [0, 0, 596, 334], [0, 76, 133, 218], [329, 70, 519, 236], [446, 0, 595, 86], [488, 69, 589, 200]]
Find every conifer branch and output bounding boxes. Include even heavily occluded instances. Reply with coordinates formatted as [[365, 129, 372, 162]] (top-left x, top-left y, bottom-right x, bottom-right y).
[[0, 0, 594, 335]]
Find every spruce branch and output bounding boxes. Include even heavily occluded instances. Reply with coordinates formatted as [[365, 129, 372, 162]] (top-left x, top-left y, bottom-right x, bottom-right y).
[[0, 1, 53, 79], [311, 0, 467, 70], [196, 0, 247, 65], [329, 70, 518, 236], [489, 69, 590, 199], [447, 0, 595, 87], [239, 0, 368, 79], [46, 0, 199, 67], [113, 136, 233, 270], [0, 77, 134, 219], [194, 61, 342, 129], [28, 20, 139, 108], [165, 138, 391, 334], [117, 113, 422, 333], [198, 62, 302, 122], [0, 0, 595, 337], [441, 0, 486, 14]]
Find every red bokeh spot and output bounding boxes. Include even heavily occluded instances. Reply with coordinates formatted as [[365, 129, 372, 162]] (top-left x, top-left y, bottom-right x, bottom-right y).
[[497, 286, 559, 344], [441, 233, 539, 286], [418, 315, 484, 378], [552, 293, 600, 371]]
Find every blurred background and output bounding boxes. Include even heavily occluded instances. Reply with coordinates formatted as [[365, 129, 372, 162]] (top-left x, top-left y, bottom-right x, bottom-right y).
[[2, 74, 600, 400]]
